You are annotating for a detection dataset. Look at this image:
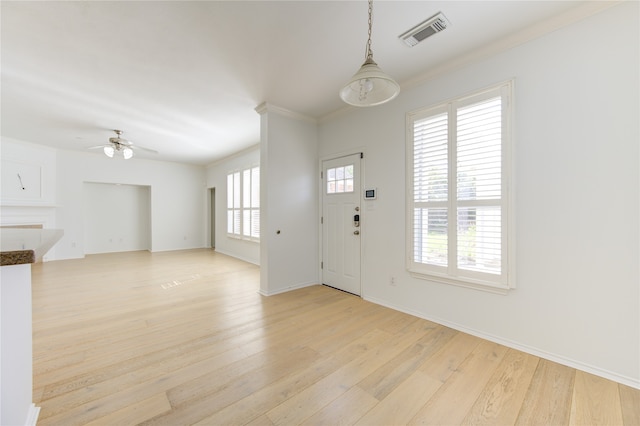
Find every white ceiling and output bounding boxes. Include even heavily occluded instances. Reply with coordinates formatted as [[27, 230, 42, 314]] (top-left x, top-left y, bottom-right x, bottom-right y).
[[1, 1, 615, 165]]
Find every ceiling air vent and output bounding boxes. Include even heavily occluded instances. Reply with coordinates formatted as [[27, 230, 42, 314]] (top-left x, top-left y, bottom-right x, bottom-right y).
[[399, 12, 450, 47]]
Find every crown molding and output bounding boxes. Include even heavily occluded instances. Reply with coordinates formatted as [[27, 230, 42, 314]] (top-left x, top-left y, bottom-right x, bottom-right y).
[[255, 102, 317, 124]]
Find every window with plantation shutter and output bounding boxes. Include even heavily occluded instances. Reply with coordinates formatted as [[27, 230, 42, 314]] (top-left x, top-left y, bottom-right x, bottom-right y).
[[407, 81, 513, 291], [227, 166, 260, 241]]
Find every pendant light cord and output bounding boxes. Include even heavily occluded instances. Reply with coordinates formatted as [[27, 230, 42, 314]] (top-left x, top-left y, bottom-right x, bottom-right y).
[[365, 0, 373, 61]]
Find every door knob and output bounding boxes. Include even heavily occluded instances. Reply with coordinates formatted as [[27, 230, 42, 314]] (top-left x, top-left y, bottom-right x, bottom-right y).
[[354, 230, 360, 235]]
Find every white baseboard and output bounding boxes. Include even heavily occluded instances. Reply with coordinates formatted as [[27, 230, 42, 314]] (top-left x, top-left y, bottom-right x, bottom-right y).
[[25, 404, 40, 426], [364, 295, 640, 390], [258, 281, 317, 297], [212, 248, 260, 266]]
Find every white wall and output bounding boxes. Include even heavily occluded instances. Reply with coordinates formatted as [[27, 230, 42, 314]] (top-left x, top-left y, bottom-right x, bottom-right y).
[[54, 149, 206, 258], [258, 105, 319, 295], [319, 2, 639, 387], [205, 145, 260, 264], [0, 138, 59, 260], [0, 137, 56, 207], [83, 182, 151, 254]]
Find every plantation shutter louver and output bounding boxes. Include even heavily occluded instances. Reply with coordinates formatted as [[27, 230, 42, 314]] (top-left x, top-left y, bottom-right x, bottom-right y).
[[456, 97, 502, 275], [413, 111, 449, 267]]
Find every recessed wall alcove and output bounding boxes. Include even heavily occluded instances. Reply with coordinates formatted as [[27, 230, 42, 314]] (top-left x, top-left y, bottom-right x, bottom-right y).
[[83, 182, 151, 254]]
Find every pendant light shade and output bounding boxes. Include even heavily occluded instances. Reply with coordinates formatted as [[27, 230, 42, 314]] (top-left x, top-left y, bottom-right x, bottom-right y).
[[103, 145, 115, 158], [340, 0, 399, 107], [340, 58, 400, 107]]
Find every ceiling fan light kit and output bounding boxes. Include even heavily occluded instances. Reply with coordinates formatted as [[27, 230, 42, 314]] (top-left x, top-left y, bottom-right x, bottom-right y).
[[92, 129, 157, 160], [104, 130, 135, 160], [340, 0, 400, 107]]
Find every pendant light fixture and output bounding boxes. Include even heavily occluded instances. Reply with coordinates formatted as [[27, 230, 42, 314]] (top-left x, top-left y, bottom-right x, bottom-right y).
[[340, 0, 400, 107]]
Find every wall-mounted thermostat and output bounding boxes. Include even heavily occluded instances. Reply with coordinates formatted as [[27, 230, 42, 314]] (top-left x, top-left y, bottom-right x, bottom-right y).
[[364, 188, 377, 200]]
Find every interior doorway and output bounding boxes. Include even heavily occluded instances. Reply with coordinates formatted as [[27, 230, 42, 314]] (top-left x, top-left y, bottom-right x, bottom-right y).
[[209, 187, 216, 249]]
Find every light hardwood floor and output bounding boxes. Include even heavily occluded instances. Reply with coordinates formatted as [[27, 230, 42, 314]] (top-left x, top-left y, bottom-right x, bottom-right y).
[[31, 249, 639, 425]]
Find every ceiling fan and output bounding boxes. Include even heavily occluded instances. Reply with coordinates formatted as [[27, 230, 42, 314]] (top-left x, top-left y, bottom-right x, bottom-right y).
[[89, 130, 158, 160]]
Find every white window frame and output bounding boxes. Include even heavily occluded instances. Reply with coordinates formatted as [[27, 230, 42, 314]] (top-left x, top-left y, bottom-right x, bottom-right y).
[[406, 81, 515, 293], [326, 164, 355, 194], [227, 166, 260, 241]]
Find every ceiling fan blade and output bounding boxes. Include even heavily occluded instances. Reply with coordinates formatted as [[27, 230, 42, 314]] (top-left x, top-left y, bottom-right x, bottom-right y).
[[133, 145, 158, 154], [87, 145, 107, 150]]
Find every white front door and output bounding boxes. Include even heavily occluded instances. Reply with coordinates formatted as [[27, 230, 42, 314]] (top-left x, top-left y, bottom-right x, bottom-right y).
[[321, 153, 361, 295]]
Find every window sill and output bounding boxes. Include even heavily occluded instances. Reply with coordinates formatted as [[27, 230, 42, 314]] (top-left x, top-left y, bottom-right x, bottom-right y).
[[227, 234, 260, 243], [409, 270, 511, 295]]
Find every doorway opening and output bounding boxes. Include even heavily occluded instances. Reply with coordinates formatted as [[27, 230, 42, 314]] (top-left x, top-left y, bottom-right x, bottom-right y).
[[209, 187, 216, 249]]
